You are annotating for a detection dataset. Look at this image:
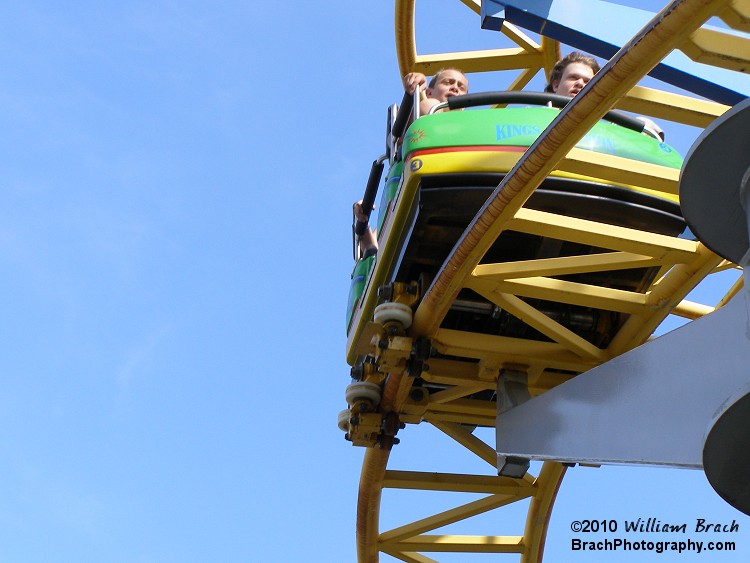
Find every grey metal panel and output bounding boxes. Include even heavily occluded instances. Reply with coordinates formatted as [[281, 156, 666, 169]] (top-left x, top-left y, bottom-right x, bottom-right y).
[[496, 291, 750, 469]]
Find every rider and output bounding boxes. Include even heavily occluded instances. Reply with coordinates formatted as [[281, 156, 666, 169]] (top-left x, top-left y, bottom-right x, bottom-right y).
[[353, 68, 470, 256], [403, 68, 469, 115], [545, 52, 600, 97], [353, 200, 378, 258], [545, 52, 664, 140]]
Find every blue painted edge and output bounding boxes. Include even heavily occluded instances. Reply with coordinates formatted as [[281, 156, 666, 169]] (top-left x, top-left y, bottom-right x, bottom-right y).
[[480, 0, 747, 105], [480, 0, 505, 31]]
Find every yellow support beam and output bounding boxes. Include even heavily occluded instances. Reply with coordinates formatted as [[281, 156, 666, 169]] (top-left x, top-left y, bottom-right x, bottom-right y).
[[617, 85, 729, 127], [467, 289, 608, 361], [508, 208, 699, 260], [502, 21, 542, 52], [671, 299, 715, 319], [428, 384, 493, 404], [522, 463, 567, 563], [428, 400, 497, 424], [379, 552, 438, 563], [412, 48, 544, 75], [559, 148, 680, 195], [458, 0, 481, 14], [425, 411, 497, 427], [681, 27, 750, 71], [383, 534, 525, 554], [418, 358, 574, 394], [433, 329, 600, 372], [383, 470, 535, 494], [474, 252, 668, 279], [480, 276, 650, 314], [609, 244, 724, 354], [719, 0, 750, 31], [380, 494, 530, 544]]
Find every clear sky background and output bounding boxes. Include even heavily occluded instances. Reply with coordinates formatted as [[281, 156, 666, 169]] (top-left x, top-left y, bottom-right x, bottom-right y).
[[1, 1, 748, 562]]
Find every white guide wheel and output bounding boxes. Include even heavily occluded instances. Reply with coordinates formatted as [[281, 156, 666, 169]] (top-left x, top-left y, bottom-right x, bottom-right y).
[[345, 381, 382, 406], [373, 302, 413, 328], [338, 409, 351, 432]]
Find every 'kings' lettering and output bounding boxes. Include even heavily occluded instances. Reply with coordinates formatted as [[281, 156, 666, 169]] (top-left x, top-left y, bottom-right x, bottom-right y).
[[496, 124, 541, 140]]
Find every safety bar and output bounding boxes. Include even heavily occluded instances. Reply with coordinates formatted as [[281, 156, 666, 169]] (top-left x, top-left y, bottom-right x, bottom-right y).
[[391, 91, 414, 141], [352, 154, 387, 260], [431, 91, 647, 133]]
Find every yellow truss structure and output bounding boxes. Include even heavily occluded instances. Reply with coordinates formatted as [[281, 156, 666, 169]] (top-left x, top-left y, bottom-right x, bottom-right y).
[[347, 1, 749, 561]]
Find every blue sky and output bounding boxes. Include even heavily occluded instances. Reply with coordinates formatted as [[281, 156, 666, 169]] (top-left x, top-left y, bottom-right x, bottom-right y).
[[1, 1, 748, 562]]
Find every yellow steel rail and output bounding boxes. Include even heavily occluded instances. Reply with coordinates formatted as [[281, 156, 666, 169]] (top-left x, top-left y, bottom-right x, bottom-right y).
[[350, 0, 747, 561]]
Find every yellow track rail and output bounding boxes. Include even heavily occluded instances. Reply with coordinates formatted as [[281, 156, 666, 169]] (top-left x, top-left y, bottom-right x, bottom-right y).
[[349, 0, 749, 561]]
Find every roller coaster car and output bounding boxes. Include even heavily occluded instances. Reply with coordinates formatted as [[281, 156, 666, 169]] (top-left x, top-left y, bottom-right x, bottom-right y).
[[347, 91, 685, 361]]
